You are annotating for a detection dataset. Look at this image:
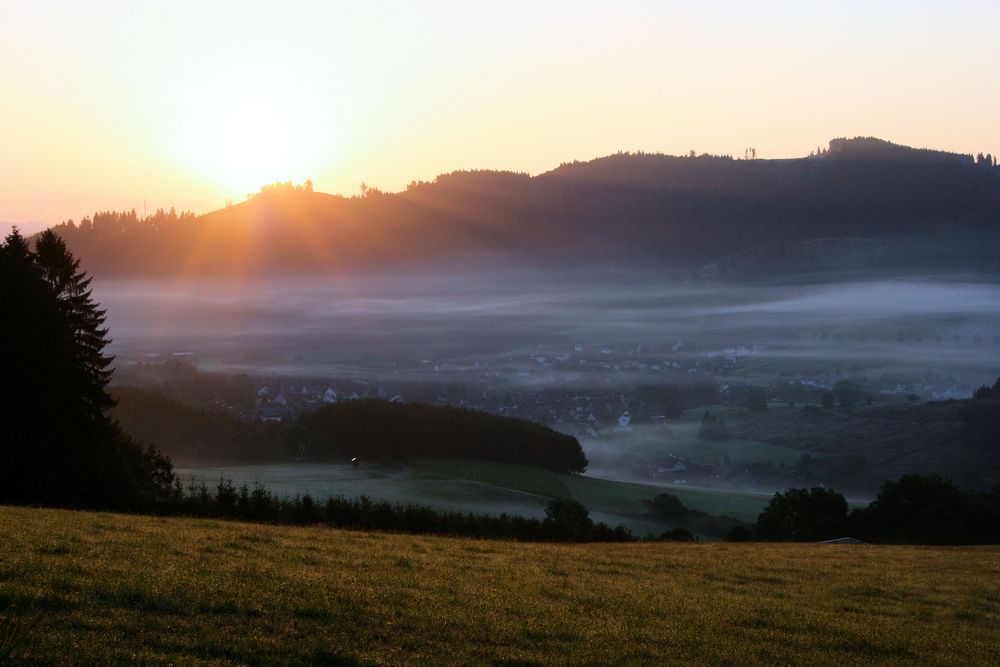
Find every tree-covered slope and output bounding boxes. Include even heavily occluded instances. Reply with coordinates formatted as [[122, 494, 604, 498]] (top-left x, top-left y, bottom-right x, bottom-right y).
[[45, 137, 1000, 277], [113, 387, 589, 473]]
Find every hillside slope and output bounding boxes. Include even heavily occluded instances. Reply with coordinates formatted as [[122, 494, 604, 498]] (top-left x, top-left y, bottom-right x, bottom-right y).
[[48, 137, 1000, 278], [725, 401, 1000, 489]]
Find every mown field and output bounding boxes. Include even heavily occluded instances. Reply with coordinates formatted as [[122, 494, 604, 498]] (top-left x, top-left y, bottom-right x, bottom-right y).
[[2, 506, 999, 665]]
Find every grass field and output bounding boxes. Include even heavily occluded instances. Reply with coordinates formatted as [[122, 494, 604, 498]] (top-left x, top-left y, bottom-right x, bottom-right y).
[[175, 462, 552, 518], [2, 507, 999, 665], [175, 459, 770, 536], [413, 459, 769, 531], [561, 474, 768, 523]]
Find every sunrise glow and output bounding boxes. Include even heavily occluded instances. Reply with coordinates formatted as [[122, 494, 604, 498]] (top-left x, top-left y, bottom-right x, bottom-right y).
[[1, 1, 998, 229], [5, 3, 1000, 663]]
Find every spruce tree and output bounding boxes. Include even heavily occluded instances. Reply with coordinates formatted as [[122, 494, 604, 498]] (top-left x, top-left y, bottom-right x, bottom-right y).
[[34, 230, 115, 421], [0, 228, 172, 507]]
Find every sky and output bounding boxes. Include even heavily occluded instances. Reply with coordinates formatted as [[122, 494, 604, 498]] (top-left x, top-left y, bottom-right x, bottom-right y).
[[2, 0, 998, 232]]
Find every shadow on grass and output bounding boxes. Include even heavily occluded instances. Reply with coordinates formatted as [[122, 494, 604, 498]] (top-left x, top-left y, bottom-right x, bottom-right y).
[[0, 597, 45, 666]]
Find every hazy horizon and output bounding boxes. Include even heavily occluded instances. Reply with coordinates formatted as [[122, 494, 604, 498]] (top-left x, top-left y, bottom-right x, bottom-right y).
[[95, 273, 1000, 392]]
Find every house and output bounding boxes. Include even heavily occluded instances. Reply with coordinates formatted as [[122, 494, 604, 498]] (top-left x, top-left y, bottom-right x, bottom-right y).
[[322, 387, 338, 403], [259, 404, 289, 422]]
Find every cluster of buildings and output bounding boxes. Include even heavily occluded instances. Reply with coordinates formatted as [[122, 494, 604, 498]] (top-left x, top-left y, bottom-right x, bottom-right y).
[[766, 371, 968, 402], [483, 343, 751, 384], [253, 379, 675, 436], [255, 384, 404, 422]]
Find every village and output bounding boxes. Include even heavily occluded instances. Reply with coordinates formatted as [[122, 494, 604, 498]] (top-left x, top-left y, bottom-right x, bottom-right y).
[[242, 336, 971, 429], [110, 328, 981, 495], [124, 331, 974, 434]]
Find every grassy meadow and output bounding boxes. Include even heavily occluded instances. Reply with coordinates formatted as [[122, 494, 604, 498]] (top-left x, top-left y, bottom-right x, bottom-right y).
[[2, 506, 999, 665], [175, 458, 770, 537]]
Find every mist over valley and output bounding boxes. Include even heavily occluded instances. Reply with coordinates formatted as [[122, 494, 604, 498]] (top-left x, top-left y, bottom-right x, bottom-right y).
[[5, 3, 1000, 661], [100, 268, 1000, 505]]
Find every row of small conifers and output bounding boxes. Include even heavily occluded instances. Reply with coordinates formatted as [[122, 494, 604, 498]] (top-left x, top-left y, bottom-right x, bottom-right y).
[[140, 472, 999, 545], [157, 480, 633, 542]]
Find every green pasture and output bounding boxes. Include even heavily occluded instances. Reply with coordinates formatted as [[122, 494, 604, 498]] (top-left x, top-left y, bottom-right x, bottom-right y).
[[176, 458, 769, 535]]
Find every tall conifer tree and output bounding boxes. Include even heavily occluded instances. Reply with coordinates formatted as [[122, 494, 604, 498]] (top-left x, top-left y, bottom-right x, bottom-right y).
[[35, 230, 115, 420], [0, 228, 172, 507]]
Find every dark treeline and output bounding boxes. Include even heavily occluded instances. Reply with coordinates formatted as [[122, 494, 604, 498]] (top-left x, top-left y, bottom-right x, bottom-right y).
[[298, 400, 588, 473], [743, 475, 1000, 545], [961, 378, 1000, 447], [114, 360, 259, 414], [44, 137, 1000, 277], [644, 492, 747, 540], [113, 386, 288, 463], [114, 387, 589, 473], [159, 480, 633, 542]]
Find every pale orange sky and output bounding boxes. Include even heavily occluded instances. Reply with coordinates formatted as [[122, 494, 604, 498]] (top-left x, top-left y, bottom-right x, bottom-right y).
[[2, 1, 998, 232]]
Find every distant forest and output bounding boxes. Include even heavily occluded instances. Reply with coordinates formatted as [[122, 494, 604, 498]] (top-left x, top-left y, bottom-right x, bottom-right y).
[[114, 387, 589, 473], [44, 138, 1000, 277]]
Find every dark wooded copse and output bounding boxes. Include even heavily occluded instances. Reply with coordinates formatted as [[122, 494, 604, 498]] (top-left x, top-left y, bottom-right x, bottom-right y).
[[298, 400, 588, 473]]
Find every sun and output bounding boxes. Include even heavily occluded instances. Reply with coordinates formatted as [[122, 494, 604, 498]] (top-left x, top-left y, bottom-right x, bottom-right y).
[[164, 52, 344, 198], [175, 96, 300, 196], [214, 102, 293, 192]]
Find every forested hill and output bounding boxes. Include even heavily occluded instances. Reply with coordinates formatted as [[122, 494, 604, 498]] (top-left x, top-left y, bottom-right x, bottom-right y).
[[47, 137, 1000, 277]]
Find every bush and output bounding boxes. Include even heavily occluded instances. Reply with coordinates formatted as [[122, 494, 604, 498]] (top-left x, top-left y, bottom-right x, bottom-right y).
[[543, 498, 594, 541], [645, 493, 689, 519], [755, 487, 849, 541]]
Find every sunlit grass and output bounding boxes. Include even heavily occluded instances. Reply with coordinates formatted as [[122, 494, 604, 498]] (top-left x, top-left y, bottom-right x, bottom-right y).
[[2, 506, 998, 665]]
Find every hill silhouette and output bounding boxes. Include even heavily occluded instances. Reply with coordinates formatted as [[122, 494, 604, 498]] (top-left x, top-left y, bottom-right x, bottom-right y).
[[45, 138, 1000, 277]]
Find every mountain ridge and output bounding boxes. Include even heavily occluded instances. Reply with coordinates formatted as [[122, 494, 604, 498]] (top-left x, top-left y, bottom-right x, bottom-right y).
[[42, 137, 1000, 278]]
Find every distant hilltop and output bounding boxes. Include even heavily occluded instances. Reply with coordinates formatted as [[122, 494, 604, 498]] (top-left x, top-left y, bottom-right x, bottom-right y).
[[43, 138, 1000, 278]]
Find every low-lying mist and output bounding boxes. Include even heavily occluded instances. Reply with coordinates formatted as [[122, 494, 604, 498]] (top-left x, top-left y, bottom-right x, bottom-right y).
[[95, 270, 1000, 389]]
